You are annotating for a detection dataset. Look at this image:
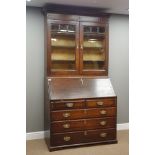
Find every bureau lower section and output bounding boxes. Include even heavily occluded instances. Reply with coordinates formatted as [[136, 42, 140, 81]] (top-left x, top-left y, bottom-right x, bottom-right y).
[[45, 97, 117, 151]]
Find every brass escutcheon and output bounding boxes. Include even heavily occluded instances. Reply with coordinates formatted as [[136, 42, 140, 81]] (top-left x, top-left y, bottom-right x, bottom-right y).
[[84, 131, 88, 136]]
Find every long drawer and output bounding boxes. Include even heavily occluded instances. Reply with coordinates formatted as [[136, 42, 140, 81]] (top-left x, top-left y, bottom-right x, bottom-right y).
[[51, 128, 116, 146], [51, 117, 116, 133], [51, 107, 116, 121]]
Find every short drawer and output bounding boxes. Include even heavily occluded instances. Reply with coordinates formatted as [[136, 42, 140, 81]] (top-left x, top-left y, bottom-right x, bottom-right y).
[[51, 100, 85, 110], [86, 98, 116, 108], [86, 107, 116, 118], [51, 131, 85, 146], [51, 120, 84, 133], [51, 109, 86, 121], [85, 128, 116, 143], [85, 117, 116, 130]]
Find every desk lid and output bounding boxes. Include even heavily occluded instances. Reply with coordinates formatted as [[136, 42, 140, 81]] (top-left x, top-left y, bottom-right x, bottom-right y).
[[48, 78, 116, 100]]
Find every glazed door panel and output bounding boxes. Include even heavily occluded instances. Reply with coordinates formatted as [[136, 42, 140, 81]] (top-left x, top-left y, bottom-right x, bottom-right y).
[[48, 20, 80, 76], [80, 22, 108, 75]]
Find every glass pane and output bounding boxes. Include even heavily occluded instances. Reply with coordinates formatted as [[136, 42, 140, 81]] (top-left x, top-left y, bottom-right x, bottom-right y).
[[51, 24, 76, 70], [83, 26, 105, 70]]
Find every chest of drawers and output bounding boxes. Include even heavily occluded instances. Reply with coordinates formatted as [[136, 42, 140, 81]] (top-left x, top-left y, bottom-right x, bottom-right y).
[[45, 78, 117, 151]]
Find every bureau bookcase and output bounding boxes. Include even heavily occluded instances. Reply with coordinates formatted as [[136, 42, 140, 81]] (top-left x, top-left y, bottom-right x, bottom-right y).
[[44, 4, 117, 151]]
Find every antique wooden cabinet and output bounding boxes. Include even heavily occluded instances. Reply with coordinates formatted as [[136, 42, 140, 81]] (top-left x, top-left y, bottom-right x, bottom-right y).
[[44, 5, 109, 76], [44, 4, 117, 151]]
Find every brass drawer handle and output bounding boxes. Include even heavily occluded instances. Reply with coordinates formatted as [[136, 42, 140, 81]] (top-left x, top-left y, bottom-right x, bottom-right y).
[[100, 121, 106, 126], [66, 103, 74, 108], [63, 124, 70, 129], [64, 136, 71, 141], [63, 112, 70, 118], [100, 110, 107, 115], [100, 132, 107, 138], [97, 101, 104, 106]]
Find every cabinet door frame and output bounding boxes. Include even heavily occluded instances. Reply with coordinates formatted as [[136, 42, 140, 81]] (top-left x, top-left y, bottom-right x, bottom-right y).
[[47, 20, 80, 76], [79, 22, 109, 76]]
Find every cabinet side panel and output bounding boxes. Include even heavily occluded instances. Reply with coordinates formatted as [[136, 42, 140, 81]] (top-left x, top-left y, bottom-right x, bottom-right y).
[[44, 14, 48, 76], [44, 78, 51, 149]]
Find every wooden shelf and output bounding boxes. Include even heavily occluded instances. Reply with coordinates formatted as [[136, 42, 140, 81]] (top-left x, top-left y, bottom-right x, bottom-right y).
[[51, 38, 75, 48], [83, 60, 104, 62], [52, 59, 75, 61], [84, 32, 105, 37], [52, 46, 75, 48], [51, 52, 75, 61], [83, 46, 103, 49], [51, 31, 75, 36]]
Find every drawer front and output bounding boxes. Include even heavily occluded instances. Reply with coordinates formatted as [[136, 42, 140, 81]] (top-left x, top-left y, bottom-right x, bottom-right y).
[[51, 131, 85, 146], [85, 128, 116, 143], [85, 117, 116, 130], [51, 129, 116, 146], [86, 98, 116, 108], [51, 109, 86, 121], [51, 107, 116, 121], [51, 100, 85, 110], [51, 117, 115, 133], [51, 120, 84, 133], [86, 107, 116, 118]]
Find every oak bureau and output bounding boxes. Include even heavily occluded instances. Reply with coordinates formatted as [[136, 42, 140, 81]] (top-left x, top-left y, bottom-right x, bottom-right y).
[[43, 4, 117, 151], [44, 78, 117, 151]]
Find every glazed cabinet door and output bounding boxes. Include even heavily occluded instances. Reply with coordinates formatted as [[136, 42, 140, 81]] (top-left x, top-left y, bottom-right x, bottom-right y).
[[47, 20, 80, 76], [79, 22, 108, 76]]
